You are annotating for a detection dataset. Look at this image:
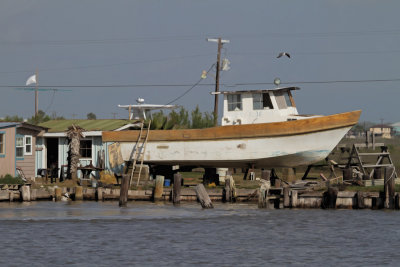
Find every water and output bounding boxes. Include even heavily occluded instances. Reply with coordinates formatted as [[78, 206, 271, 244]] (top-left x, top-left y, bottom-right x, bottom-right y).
[[0, 201, 399, 266]]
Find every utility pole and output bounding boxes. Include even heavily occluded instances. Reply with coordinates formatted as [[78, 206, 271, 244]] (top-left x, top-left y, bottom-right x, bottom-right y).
[[207, 37, 229, 126], [35, 69, 38, 117]]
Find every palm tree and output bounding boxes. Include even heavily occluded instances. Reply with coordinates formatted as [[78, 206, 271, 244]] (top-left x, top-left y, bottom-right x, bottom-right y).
[[66, 124, 85, 183]]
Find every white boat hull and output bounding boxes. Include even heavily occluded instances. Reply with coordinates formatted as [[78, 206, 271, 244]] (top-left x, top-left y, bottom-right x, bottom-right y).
[[119, 126, 351, 168]]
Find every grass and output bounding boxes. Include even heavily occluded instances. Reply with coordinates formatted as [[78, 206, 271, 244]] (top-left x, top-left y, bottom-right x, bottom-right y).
[[0, 174, 24, 185]]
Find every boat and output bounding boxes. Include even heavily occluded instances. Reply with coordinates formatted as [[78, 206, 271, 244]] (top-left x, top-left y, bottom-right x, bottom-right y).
[[103, 87, 361, 169]]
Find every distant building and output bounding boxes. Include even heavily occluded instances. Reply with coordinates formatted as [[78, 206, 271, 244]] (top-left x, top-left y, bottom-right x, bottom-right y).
[[369, 124, 393, 139], [390, 122, 400, 136]]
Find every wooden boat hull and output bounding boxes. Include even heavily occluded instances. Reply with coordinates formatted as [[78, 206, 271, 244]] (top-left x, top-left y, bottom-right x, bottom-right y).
[[103, 110, 361, 168]]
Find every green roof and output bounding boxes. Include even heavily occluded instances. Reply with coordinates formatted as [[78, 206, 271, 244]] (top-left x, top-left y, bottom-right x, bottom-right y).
[[39, 119, 132, 133]]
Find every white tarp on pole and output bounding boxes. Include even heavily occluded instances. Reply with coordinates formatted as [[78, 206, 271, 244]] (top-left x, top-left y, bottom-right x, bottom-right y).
[[26, 74, 37, 86]]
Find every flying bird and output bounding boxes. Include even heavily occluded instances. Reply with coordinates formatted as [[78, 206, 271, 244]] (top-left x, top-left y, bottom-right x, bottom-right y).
[[277, 52, 291, 58]]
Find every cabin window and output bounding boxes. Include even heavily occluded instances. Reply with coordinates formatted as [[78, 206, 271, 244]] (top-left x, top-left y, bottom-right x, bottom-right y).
[[16, 136, 24, 158], [227, 94, 242, 111], [24, 136, 32, 155], [0, 133, 4, 155], [253, 93, 273, 110], [284, 92, 293, 107], [80, 140, 92, 158]]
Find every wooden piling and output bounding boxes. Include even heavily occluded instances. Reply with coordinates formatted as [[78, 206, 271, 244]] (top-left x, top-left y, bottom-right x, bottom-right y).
[[20, 185, 31, 202], [384, 166, 396, 209], [119, 174, 130, 207], [343, 168, 352, 181], [224, 175, 235, 202], [395, 193, 400, 210], [9, 190, 13, 202], [55, 187, 62, 201], [261, 170, 271, 181], [356, 191, 365, 209], [154, 175, 165, 200], [96, 187, 103, 201], [172, 173, 182, 205], [195, 184, 213, 208], [283, 186, 290, 208], [75, 186, 83, 201], [282, 168, 296, 183], [322, 187, 338, 209], [291, 190, 298, 208], [373, 168, 382, 180], [258, 180, 270, 208]]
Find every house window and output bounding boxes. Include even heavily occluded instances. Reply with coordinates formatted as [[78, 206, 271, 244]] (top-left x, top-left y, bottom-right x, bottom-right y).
[[253, 93, 273, 110], [0, 133, 4, 155], [16, 136, 24, 158], [227, 94, 242, 111], [25, 136, 32, 155], [80, 140, 92, 158]]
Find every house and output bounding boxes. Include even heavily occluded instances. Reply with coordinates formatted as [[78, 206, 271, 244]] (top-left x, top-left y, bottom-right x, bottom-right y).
[[369, 124, 393, 139], [390, 122, 400, 136], [37, 119, 138, 178], [0, 122, 47, 178]]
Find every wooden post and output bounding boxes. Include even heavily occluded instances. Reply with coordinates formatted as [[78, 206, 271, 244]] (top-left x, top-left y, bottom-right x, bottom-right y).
[[357, 191, 365, 209], [224, 175, 235, 202], [96, 187, 103, 201], [283, 186, 290, 208], [343, 168, 352, 181], [75, 186, 83, 201], [261, 170, 271, 181], [258, 180, 270, 208], [395, 193, 400, 210], [291, 190, 298, 208], [55, 187, 62, 201], [195, 184, 213, 208], [119, 174, 130, 207], [20, 185, 31, 202], [384, 166, 396, 209], [323, 187, 338, 209], [154, 175, 164, 200], [282, 168, 296, 183], [374, 168, 382, 180], [173, 173, 182, 205]]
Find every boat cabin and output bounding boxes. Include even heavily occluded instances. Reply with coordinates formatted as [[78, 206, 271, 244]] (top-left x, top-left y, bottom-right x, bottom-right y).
[[221, 87, 315, 125]]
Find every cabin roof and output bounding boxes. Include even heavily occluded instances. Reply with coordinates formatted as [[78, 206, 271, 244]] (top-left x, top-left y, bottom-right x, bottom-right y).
[[118, 104, 178, 110], [219, 86, 300, 95], [39, 119, 133, 133]]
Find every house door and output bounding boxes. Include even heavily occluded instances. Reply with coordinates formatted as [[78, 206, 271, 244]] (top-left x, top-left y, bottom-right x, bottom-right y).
[[46, 138, 59, 171]]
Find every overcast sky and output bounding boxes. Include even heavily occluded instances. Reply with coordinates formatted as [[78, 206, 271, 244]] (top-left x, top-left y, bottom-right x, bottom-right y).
[[0, 0, 399, 123]]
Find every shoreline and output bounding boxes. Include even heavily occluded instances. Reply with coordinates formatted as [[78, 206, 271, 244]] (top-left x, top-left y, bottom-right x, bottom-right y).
[[1, 184, 398, 210]]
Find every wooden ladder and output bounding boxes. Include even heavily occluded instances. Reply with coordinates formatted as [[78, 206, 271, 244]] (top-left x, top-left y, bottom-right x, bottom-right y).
[[129, 120, 151, 186]]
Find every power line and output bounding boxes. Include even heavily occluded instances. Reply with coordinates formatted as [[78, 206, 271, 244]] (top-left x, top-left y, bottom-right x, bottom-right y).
[[164, 63, 216, 105], [230, 49, 400, 57], [0, 53, 215, 75], [2, 29, 400, 46], [2, 78, 400, 89]]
